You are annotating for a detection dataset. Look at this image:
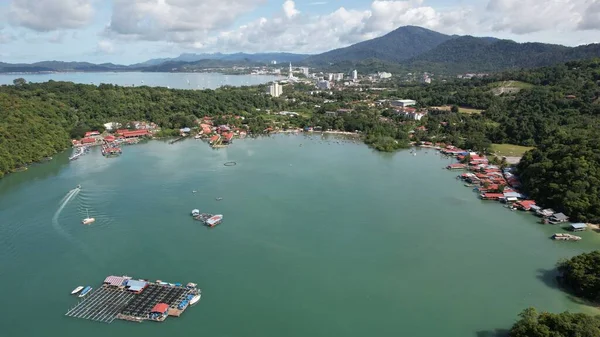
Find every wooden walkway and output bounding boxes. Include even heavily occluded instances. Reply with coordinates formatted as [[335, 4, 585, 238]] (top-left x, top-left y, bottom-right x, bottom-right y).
[[65, 287, 136, 323]]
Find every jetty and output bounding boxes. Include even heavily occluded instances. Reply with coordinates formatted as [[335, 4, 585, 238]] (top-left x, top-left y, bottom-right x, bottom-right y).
[[65, 275, 200, 324], [169, 135, 187, 144], [552, 233, 582, 241]]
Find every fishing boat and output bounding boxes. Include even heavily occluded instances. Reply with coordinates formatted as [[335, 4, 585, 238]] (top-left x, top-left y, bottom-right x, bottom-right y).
[[205, 214, 223, 227], [79, 286, 92, 298], [82, 209, 95, 225], [77, 184, 81, 189], [191, 209, 200, 217], [190, 294, 201, 305], [71, 286, 84, 295], [215, 197, 223, 201]]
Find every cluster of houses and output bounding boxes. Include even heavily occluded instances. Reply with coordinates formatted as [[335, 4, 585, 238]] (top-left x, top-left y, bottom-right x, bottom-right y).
[[196, 117, 247, 148], [436, 144, 588, 233], [71, 121, 158, 148]]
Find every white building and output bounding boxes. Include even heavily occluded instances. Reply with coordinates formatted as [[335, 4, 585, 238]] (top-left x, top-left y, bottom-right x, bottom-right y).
[[408, 112, 425, 120], [271, 60, 277, 65], [317, 80, 331, 90], [300, 67, 309, 77], [391, 99, 417, 108], [332, 73, 344, 81], [327, 73, 334, 81], [378, 72, 392, 79], [268, 82, 283, 97], [351, 69, 358, 81], [103, 122, 121, 131]]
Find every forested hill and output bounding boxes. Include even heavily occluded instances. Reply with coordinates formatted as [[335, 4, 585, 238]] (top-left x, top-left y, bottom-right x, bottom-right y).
[[408, 37, 600, 73], [0, 82, 286, 177], [304, 26, 452, 65]]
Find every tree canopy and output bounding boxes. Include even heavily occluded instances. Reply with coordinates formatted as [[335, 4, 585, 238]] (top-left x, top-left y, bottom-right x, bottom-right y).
[[557, 251, 600, 303], [509, 307, 600, 337]]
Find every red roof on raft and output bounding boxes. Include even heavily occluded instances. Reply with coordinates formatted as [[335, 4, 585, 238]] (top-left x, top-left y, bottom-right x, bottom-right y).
[[104, 135, 116, 142], [121, 130, 149, 137], [516, 200, 536, 210], [81, 137, 96, 144], [151, 303, 169, 313]]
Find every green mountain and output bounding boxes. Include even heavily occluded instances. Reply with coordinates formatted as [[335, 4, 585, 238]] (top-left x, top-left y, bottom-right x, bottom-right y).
[[304, 26, 452, 65], [408, 36, 600, 73]]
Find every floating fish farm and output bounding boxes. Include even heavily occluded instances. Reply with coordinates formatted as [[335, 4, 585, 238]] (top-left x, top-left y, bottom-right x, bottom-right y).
[[65, 275, 201, 324]]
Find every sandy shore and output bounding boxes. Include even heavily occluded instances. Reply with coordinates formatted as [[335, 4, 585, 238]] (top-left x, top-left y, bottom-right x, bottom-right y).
[[586, 223, 599, 230]]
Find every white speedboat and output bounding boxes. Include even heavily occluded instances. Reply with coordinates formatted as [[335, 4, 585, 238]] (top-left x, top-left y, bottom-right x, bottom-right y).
[[82, 208, 95, 225], [71, 286, 84, 295], [190, 294, 201, 305], [191, 209, 200, 217], [206, 214, 223, 227]]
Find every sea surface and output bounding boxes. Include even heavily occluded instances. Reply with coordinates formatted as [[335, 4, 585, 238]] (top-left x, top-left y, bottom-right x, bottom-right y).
[[0, 135, 598, 337], [0, 72, 281, 89]]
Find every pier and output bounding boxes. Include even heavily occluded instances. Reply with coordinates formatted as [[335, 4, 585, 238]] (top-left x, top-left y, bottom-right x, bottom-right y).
[[169, 135, 187, 144], [65, 276, 200, 324]]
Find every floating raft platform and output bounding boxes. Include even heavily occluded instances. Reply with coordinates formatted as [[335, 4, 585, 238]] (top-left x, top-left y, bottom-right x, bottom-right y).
[[65, 276, 200, 324]]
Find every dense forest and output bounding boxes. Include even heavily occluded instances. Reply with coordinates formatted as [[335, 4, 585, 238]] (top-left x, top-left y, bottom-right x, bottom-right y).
[[557, 251, 600, 303], [509, 307, 600, 337], [0, 80, 405, 177]]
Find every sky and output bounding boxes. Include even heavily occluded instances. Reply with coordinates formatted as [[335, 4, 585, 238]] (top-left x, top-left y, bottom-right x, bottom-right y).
[[0, 0, 599, 64]]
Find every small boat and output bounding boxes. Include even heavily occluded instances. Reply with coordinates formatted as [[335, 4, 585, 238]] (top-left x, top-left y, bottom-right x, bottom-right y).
[[82, 208, 95, 225], [215, 197, 223, 201], [206, 214, 223, 227], [191, 209, 200, 217], [71, 286, 84, 295], [77, 184, 81, 189], [79, 286, 92, 298], [190, 294, 201, 305], [192, 190, 197, 193]]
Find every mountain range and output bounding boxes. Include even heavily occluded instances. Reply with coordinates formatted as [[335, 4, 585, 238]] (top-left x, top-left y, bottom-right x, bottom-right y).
[[2, 26, 600, 75]]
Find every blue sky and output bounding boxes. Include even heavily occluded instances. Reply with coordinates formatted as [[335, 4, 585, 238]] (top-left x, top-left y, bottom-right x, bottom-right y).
[[0, 0, 599, 64]]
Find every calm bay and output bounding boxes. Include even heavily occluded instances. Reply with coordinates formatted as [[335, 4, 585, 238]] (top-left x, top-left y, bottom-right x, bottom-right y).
[[0, 135, 598, 337], [0, 72, 280, 89]]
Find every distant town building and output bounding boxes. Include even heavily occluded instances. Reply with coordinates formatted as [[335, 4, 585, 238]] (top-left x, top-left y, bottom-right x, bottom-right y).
[[268, 82, 283, 97], [391, 99, 417, 108], [327, 73, 334, 81], [103, 122, 121, 131], [271, 60, 277, 65], [378, 72, 392, 79], [351, 70, 358, 81], [317, 80, 331, 90], [300, 67, 309, 77]]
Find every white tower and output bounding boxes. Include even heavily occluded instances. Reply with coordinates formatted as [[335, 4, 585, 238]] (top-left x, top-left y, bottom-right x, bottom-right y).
[[288, 63, 293, 79]]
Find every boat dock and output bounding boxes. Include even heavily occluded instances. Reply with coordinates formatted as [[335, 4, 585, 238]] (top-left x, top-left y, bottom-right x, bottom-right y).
[[65, 276, 200, 324], [169, 135, 187, 144]]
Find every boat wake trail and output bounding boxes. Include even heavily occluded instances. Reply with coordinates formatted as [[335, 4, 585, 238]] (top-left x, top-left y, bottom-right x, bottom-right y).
[[52, 188, 97, 263]]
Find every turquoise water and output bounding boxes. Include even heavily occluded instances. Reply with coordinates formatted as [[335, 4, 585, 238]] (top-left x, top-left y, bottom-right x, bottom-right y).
[[0, 72, 281, 89], [0, 135, 598, 336]]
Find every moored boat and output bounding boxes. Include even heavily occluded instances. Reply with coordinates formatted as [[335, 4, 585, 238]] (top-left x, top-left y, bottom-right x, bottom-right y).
[[206, 214, 223, 227], [191, 209, 200, 217], [190, 294, 201, 305], [71, 286, 84, 295], [79, 286, 92, 297]]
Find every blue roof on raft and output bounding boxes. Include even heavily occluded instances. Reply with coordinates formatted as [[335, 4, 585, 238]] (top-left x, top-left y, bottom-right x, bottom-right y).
[[126, 280, 148, 291], [571, 223, 587, 229]]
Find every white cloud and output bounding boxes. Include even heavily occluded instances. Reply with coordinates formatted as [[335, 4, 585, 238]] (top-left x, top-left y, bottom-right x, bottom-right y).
[[9, 0, 94, 32], [283, 0, 299, 18], [97, 40, 115, 53], [105, 0, 265, 42], [484, 0, 588, 35], [0, 30, 13, 44], [578, 0, 600, 30], [191, 0, 474, 53]]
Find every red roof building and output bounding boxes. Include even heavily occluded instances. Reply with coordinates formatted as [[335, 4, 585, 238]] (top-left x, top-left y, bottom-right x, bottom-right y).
[[81, 137, 96, 144], [116, 129, 129, 135], [480, 193, 504, 200], [104, 135, 116, 142], [122, 130, 150, 138], [515, 200, 536, 211], [85, 131, 100, 137], [209, 135, 220, 144], [151, 303, 169, 313], [222, 132, 234, 143]]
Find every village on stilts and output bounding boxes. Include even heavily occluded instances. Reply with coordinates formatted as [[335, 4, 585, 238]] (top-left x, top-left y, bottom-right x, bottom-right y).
[[418, 141, 591, 242]]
